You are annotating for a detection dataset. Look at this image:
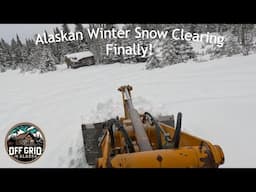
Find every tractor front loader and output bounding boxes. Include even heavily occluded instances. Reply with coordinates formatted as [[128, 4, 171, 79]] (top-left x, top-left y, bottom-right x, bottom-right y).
[[82, 85, 224, 168]]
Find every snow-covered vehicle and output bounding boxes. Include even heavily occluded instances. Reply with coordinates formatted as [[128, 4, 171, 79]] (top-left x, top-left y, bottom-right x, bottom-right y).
[[64, 51, 95, 69]]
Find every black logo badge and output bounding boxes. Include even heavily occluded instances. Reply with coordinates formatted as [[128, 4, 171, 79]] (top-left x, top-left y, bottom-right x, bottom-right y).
[[5, 122, 46, 164]]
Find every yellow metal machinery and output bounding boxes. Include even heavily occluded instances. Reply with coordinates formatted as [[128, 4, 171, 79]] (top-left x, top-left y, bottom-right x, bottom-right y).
[[82, 85, 224, 168]]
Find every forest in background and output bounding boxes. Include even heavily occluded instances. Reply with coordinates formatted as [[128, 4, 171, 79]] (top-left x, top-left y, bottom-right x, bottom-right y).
[[0, 24, 256, 73]]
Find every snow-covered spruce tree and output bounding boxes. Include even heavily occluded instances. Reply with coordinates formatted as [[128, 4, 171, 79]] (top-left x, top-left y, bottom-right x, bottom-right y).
[[65, 24, 86, 54], [134, 36, 151, 62], [18, 46, 29, 71], [0, 42, 6, 72], [146, 33, 195, 69], [102, 38, 122, 64], [23, 45, 56, 73], [0, 39, 14, 72], [120, 37, 137, 63], [47, 28, 61, 64], [10, 38, 19, 69], [145, 49, 160, 69], [52, 27, 72, 64], [8, 35, 30, 71], [59, 24, 76, 61], [122, 24, 139, 63], [86, 24, 117, 64], [20, 38, 40, 72], [120, 24, 153, 63], [75, 23, 84, 33], [38, 46, 57, 73], [74, 24, 90, 53], [211, 24, 255, 58], [209, 29, 243, 59]]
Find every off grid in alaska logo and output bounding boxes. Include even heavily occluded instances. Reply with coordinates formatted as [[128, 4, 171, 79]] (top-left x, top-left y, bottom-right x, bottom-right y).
[[5, 122, 46, 164]]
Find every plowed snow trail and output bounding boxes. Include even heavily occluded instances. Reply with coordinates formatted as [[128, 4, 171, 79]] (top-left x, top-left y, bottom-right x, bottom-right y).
[[1, 54, 256, 167]]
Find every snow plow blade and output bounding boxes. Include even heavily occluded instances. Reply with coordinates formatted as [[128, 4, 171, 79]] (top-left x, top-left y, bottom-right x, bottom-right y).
[[81, 85, 224, 168], [81, 122, 105, 167]]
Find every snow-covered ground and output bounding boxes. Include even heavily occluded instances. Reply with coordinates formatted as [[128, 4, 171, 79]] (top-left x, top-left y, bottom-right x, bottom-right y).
[[1, 54, 256, 168]]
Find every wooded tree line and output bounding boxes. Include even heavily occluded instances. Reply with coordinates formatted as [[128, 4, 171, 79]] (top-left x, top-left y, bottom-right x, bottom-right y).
[[0, 24, 255, 72], [146, 24, 256, 69]]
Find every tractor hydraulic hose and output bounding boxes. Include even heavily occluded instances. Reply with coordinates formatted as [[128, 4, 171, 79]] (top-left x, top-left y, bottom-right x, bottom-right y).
[[118, 125, 135, 153], [172, 112, 182, 148], [110, 119, 135, 153], [143, 112, 163, 149], [107, 121, 115, 148]]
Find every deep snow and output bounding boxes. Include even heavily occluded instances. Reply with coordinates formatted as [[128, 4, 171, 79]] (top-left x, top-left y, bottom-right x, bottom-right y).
[[1, 54, 256, 168]]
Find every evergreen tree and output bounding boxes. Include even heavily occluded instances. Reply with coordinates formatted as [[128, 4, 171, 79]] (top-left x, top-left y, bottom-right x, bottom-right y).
[[10, 37, 19, 69], [1, 39, 13, 70], [210, 24, 255, 58], [121, 24, 139, 63], [73, 24, 89, 53], [99, 25, 124, 64], [43, 30, 60, 64], [146, 29, 195, 70], [75, 24, 84, 32], [10, 35, 28, 70], [0, 42, 7, 72], [239, 24, 254, 55], [23, 44, 41, 72], [16, 34, 23, 47], [62, 24, 70, 33], [38, 46, 57, 73], [145, 48, 161, 69], [60, 24, 75, 57], [52, 27, 64, 63], [210, 31, 241, 58], [86, 24, 104, 64]]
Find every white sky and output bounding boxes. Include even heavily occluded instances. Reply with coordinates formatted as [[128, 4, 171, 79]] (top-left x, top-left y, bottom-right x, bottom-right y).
[[0, 24, 124, 43], [0, 24, 78, 43]]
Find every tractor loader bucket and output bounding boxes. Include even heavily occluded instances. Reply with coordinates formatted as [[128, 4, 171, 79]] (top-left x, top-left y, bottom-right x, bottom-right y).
[[81, 122, 105, 167]]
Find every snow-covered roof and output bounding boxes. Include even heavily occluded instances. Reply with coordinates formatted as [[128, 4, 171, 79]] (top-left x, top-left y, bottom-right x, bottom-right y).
[[65, 51, 94, 62]]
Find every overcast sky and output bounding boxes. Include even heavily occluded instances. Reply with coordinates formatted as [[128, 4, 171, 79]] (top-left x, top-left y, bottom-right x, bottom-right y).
[[0, 24, 78, 43], [0, 24, 125, 43]]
